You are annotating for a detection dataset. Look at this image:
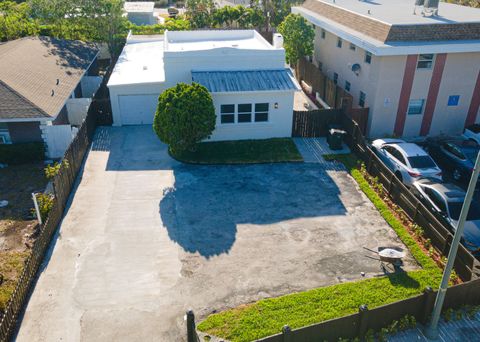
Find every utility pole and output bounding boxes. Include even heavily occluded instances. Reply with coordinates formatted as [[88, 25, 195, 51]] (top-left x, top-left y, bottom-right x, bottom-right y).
[[425, 150, 480, 339]]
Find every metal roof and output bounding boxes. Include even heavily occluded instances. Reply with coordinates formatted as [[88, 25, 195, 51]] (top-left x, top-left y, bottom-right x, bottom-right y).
[[191, 69, 301, 93]]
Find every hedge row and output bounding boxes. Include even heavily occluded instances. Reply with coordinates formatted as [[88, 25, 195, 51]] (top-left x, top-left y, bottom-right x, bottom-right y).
[[0, 142, 45, 164]]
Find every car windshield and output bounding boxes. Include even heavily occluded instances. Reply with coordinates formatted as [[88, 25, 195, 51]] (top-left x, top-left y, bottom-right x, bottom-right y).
[[448, 201, 480, 221], [408, 156, 436, 169]]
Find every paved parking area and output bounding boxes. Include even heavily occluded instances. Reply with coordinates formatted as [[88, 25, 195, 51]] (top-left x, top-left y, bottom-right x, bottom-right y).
[[16, 126, 418, 342]]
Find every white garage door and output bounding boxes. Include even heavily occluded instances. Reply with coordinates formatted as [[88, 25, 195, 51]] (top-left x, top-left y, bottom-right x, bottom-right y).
[[119, 94, 158, 125]]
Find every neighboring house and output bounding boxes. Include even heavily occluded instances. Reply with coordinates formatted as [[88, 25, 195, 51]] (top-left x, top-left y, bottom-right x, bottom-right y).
[[124, 2, 157, 25], [216, 0, 252, 7], [0, 37, 101, 158], [107, 30, 300, 141], [293, 0, 480, 138]]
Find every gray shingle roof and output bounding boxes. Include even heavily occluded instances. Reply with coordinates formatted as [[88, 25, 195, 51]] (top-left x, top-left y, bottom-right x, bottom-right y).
[[0, 36, 98, 120], [191, 69, 301, 93]]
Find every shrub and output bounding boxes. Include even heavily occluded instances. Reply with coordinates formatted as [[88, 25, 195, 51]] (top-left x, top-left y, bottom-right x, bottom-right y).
[[0, 142, 44, 165], [44, 160, 69, 180], [153, 82, 215, 153], [33, 192, 54, 222]]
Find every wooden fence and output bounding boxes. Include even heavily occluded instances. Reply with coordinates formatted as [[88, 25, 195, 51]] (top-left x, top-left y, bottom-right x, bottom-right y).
[[296, 58, 369, 135], [0, 81, 109, 342], [291, 109, 342, 137], [339, 115, 479, 281], [255, 278, 480, 342]]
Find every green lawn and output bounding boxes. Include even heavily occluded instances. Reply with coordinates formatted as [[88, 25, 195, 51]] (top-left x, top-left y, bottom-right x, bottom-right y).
[[197, 154, 442, 342], [170, 138, 303, 164]]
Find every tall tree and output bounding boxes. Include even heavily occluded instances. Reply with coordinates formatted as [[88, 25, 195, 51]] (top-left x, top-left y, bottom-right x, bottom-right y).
[[277, 13, 314, 75], [185, 0, 215, 29], [0, 1, 39, 41]]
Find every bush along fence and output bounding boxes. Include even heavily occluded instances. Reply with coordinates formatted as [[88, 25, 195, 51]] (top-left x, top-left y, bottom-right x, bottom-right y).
[[339, 114, 480, 282], [0, 79, 110, 341]]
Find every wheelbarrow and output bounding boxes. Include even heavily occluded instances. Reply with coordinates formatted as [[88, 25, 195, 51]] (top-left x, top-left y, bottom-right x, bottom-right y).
[[363, 247, 406, 266]]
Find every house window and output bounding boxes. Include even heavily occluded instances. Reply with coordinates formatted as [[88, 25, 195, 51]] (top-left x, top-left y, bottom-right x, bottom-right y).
[[220, 104, 235, 124], [0, 123, 10, 144], [345, 81, 351, 92], [417, 54, 434, 69], [359, 91, 366, 107], [407, 99, 425, 115], [321, 29, 326, 39], [448, 95, 460, 106], [365, 51, 372, 64], [333, 72, 338, 85], [238, 104, 252, 123], [349, 43, 356, 51], [255, 103, 269, 122], [337, 38, 342, 48]]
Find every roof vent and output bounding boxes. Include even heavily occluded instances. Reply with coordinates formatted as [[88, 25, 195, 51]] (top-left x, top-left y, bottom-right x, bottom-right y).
[[56, 79, 60, 85], [51, 89, 54, 96]]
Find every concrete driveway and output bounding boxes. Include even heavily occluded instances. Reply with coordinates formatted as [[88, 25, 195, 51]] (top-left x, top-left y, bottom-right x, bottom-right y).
[[16, 126, 417, 342]]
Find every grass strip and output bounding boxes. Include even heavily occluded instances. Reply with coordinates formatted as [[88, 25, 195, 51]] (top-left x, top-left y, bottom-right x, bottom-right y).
[[170, 138, 303, 164], [198, 154, 441, 342]]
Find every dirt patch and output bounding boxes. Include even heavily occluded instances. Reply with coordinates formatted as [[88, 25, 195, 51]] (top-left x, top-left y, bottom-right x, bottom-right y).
[[0, 163, 46, 311]]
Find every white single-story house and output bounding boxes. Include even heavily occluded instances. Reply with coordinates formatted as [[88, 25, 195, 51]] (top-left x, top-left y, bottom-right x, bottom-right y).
[[0, 37, 101, 158], [107, 30, 300, 141], [124, 2, 157, 26]]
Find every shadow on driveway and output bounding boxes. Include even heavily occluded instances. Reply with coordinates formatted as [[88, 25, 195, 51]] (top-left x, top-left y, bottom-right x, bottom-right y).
[[160, 163, 346, 258]]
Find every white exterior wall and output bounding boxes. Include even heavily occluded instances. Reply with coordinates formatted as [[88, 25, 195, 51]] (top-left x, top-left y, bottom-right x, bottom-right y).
[[163, 49, 285, 87], [430, 52, 480, 134], [311, 26, 480, 138], [209, 91, 294, 141], [109, 83, 168, 126], [66, 98, 92, 126], [81, 76, 103, 98]]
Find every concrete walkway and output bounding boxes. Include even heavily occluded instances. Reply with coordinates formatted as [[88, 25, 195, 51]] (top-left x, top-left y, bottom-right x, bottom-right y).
[[16, 127, 416, 342], [294, 137, 350, 165], [389, 310, 480, 341]]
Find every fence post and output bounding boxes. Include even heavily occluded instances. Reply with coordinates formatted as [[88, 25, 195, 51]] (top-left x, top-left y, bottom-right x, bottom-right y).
[[357, 304, 369, 338], [282, 325, 293, 342], [186, 309, 196, 342], [421, 287, 436, 325]]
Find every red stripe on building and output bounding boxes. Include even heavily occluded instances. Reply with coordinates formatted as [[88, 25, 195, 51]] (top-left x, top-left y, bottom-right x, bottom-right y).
[[420, 53, 447, 136], [465, 71, 480, 127], [394, 55, 418, 137]]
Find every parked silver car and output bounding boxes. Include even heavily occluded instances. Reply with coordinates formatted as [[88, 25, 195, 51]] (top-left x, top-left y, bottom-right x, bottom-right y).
[[371, 139, 442, 187], [411, 178, 480, 257]]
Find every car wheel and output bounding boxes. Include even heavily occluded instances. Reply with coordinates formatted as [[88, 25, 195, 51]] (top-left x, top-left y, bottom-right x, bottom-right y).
[[453, 169, 462, 182]]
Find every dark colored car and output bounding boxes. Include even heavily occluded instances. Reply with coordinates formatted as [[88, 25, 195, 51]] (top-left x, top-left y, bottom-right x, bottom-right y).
[[411, 178, 480, 257], [424, 137, 479, 187]]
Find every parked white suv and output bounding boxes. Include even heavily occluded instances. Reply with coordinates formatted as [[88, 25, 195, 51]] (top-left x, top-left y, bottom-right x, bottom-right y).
[[371, 139, 442, 187]]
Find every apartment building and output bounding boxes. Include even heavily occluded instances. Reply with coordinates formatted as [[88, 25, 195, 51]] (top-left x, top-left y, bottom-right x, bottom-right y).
[[293, 0, 480, 138]]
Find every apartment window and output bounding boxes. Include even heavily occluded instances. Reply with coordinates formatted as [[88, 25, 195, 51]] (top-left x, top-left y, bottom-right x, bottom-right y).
[[337, 38, 342, 48], [345, 81, 351, 92], [359, 91, 366, 107], [321, 29, 326, 39], [417, 54, 434, 69], [349, 43, 356, 51], [407, 99, 425, 115], [333, 72, 338, 85], [255, 103, 269, 122], [448, 95, 460, 106], [365, 51, 372, 64], [238, 104, 252, 123], [220, 104, 235, 124]]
